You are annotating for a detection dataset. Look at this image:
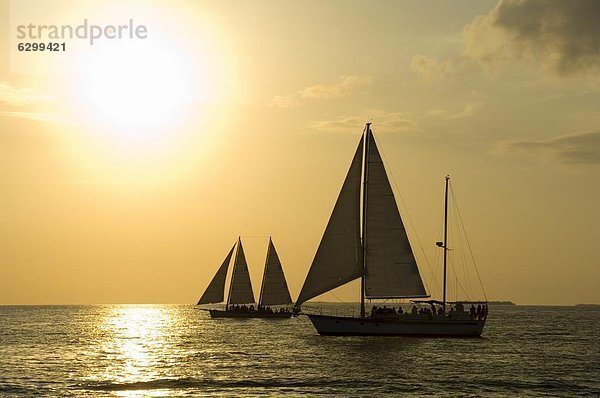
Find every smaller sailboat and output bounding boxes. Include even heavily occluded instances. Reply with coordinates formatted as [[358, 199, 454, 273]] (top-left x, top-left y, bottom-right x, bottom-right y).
[[197, 237, 294, 319]]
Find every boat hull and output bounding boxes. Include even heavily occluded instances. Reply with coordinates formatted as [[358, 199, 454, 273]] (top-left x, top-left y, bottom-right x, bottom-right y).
[[208, 309, 293, 319], [306, 314, 485, 337]]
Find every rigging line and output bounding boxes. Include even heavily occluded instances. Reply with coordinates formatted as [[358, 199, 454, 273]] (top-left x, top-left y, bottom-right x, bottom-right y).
[[326, 290, 345, 304], [455, 274, 471, 299], [448, 222, 470, 301], [448, 249, 455, 301], [450, 194, 471, 299], [449, 204, 471, 300], [448, 222, 455, 301], [450, 182, 484, 300], [449, 182, 488, 301], [375, 137, 434, 290], [453, 195, 473, 298], [452, 254, 472, 299]]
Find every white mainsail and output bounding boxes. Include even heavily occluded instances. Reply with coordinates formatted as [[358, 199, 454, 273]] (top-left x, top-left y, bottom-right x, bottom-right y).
[[364, 132, 428, 298], [227, 238, 256, 305], [197, 244, 236, 305], [296, 139, 363, 306], [258, 238, 293, 306]]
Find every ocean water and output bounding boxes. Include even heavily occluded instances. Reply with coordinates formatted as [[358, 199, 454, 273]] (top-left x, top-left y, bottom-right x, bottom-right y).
[[0, 304, 598, 397]]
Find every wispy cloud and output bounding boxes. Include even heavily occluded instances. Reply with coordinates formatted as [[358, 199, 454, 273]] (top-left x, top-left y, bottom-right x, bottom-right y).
[[426, 91, 486, 120], [451, 102, 484, 119], [309, 116, 366, 132], [299, 75, 373, 99], [0, 81, 66, 125], [271, 75, 373, 108], [0, 111, 71, 125], [270, 95, 301, 108], [310, 110, 416, 133], [507, 131, 600, 164], [0, 81, 54, 106], [410, 55, 457, 81]]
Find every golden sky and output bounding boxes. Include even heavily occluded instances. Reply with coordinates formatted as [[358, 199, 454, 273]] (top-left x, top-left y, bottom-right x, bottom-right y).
[[1, 0, 599, 305]]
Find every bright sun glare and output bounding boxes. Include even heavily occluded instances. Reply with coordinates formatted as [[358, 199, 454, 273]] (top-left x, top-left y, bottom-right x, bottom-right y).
[[78, 40, 191, 133]]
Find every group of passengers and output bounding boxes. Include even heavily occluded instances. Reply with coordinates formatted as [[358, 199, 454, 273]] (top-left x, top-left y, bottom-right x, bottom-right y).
[[227, 304, 256, 313], [369, 302, 488, 320], [370, 304, 444, 318], [227, 304, 290, 314], [370, 305, 404, 318], [256, 305, 291, 314], [469, 304, 488, 320], [411, 305, 441, 316]]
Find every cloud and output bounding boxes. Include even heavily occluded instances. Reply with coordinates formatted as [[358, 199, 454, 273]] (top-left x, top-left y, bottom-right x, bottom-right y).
[[0, 111, 71, 125], [450, 102, 484, 119], [0, 81, 66, 125], [299, 75, 373, 99], [463, 0, 600, 76], [508, 131, 600, 164], [270, 95, 300, 108], [271, 75, 373, 108], [310, 116, 365, 132], [310, 110, 416, 133], [0, 81, 54, 106], [426, 91, 486, 119], [410, 55, 457, 81]]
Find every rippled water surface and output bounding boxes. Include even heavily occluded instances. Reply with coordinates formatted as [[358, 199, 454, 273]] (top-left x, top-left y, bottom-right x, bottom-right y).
[[1, 305, 598, 397]]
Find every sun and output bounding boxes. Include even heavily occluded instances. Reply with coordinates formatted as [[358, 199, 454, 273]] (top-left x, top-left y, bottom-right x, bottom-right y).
[[77, 39, 192, 134]]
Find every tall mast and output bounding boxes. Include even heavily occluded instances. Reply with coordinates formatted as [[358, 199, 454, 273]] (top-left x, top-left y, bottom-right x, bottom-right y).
[[360, 123, 371, 318], [226, 237, 241, 309], [442, 175, 449, 308], [258, 236, 271, 307]]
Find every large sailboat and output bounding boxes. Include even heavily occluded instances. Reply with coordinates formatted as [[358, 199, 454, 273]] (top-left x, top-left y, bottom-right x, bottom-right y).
[[197, 237, 294, 319], [295, 123, 487, 336]]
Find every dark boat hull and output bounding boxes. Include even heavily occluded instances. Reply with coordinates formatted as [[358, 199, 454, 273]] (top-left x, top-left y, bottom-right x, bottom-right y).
[[307, 314, 485, 337], [209, 309, 293, 319]]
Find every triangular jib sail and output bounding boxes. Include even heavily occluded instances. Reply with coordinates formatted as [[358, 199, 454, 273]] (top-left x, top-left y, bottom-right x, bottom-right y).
[[296, 138, 364, 306], [227, 238, 256, 305], [259, 238, 293, 306], [364, 132, 428, 298], [197, 243, 235, 305]]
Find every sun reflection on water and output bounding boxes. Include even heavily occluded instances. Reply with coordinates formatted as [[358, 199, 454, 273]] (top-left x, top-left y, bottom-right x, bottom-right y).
[[95, 305, 178, 397]]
